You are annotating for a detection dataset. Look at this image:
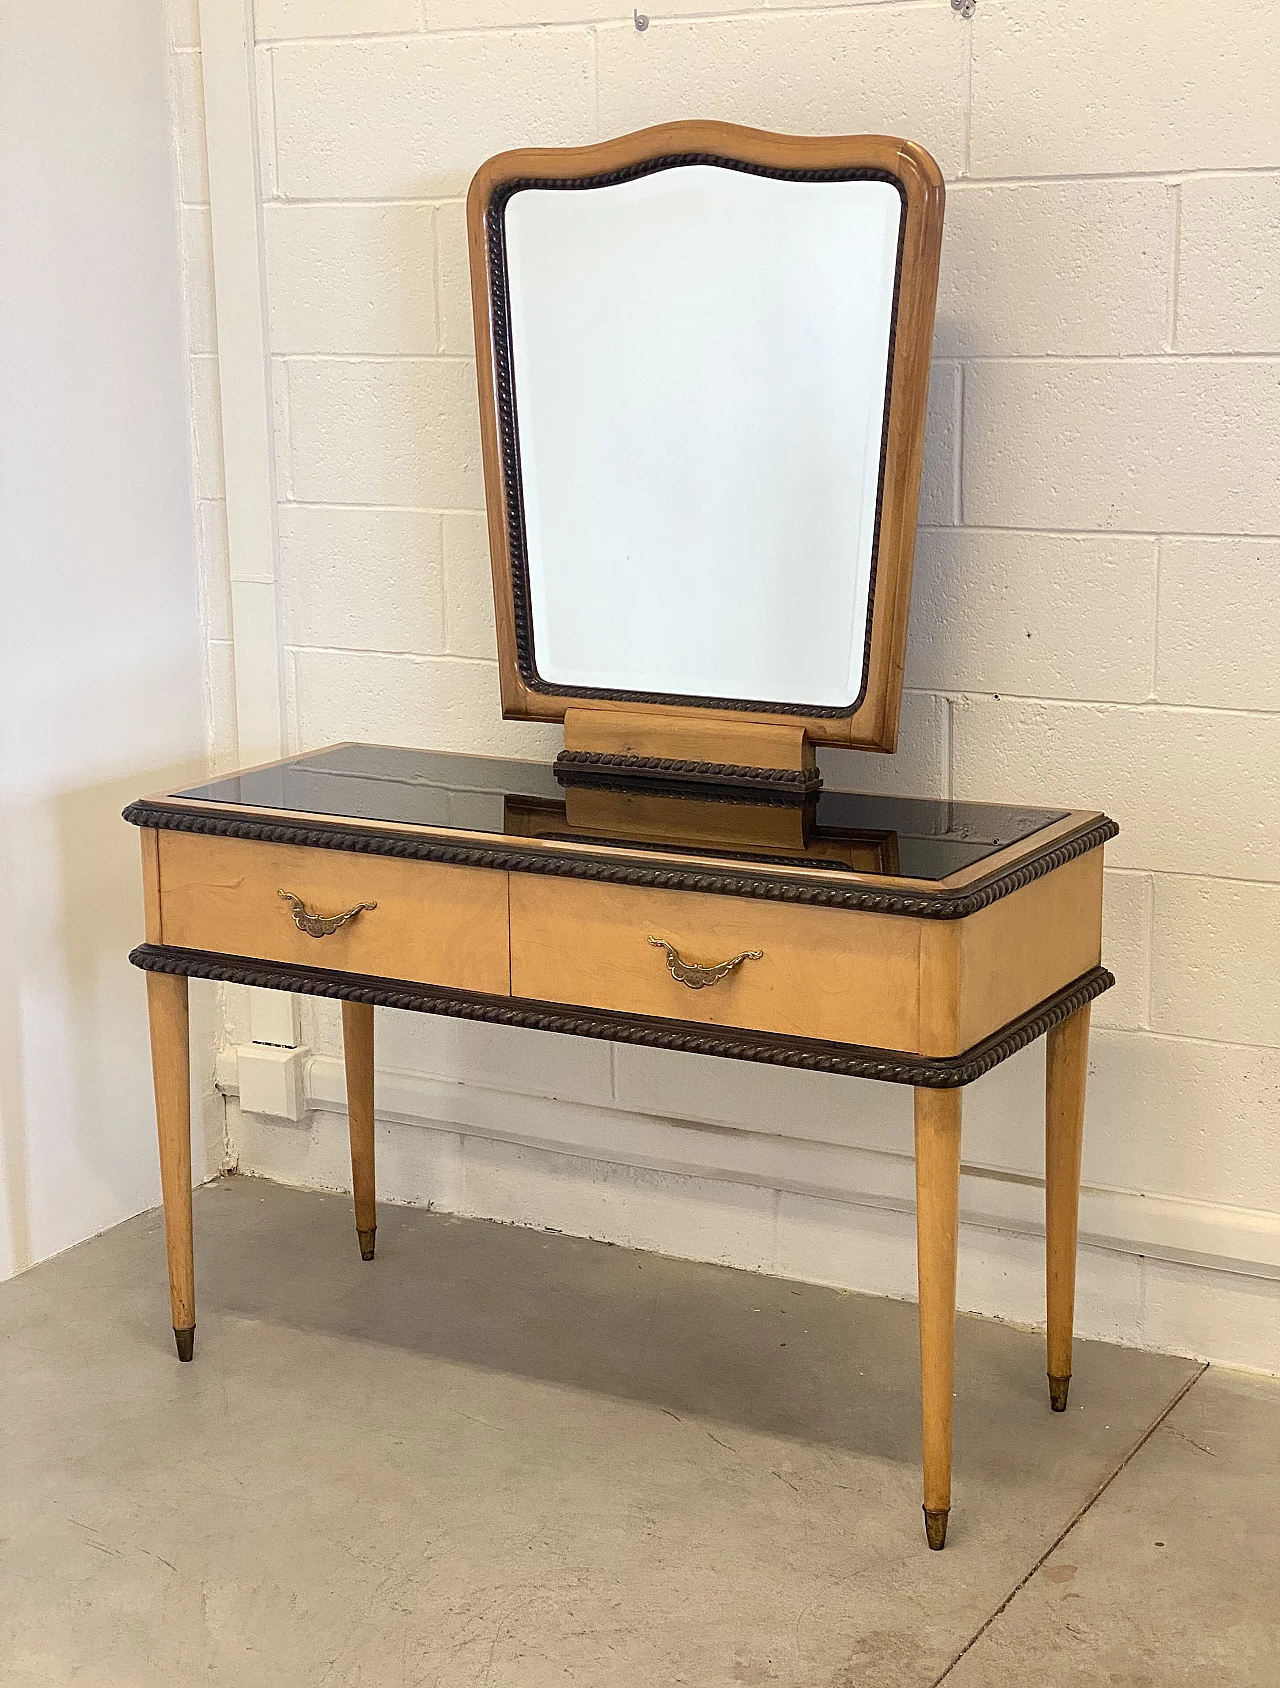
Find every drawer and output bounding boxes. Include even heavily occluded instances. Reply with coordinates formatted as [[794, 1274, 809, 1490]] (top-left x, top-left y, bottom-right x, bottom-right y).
[[509, 876, 922, 1051], [156, 832, 510, 995]]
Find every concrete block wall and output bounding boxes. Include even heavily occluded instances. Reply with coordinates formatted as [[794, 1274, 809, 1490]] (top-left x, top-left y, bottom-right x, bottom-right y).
[[171, 0, 1280, 1369], [164, 0, 239, 770]]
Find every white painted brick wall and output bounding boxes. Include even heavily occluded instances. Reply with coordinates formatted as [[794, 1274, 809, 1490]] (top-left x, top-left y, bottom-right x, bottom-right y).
[[264, 204, 439, 353], [167, 0, 1280, 1368], [969, 0, 1280, 176], [162, 0, 236, 776], [595, 9, 968, 177], [963, 361, 1280, 534], [935, 181, 1172, 358], [271, 34, 597, 199], [1156, 539, 1280, 710], [1177, 176, 1280, 353]]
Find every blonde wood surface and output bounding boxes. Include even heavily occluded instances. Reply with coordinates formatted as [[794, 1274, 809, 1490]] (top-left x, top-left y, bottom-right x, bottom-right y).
[[563, 707, 815, 772], [341, 1001, 377, 1261], [916, 921, 962, 1061], [955, 848, 1103, 1052], [510, 876, 921, 1048], [156, 832, 509, 994], [934, 809, 1100, 891], [146, 969, 195, 1359], [469, 122, 944, 753], [153, 827, 1104, 1059], [916, 847, 1104, 1058], [1046, 1003, 1092, 1408], [914, 1085, 962, 1548], [140, 827, 163, 943], [145, 768, 1105, 901], [911, 846, 1104, 1058]]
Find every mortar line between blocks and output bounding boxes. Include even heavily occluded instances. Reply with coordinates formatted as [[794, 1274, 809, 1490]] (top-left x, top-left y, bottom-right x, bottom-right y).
[[1166, 182, 1182, 351], [436, 512, 449, 652], [956, 164, 1280, 186], [920, 525, 1280, 540], [268, 166, 1280, 206], [430, 203, 444, 355], [265, 44, 280, 201], [929, 1360, 1210, 1687], [961, 5, 973, 179], [284, 647, 300, 757], [262, 3, 941, 45], [590, 25, 600, 141], [274, 358, 294, 500], [1150, 534, 1164, 702], [275, 348, 1280, 368]]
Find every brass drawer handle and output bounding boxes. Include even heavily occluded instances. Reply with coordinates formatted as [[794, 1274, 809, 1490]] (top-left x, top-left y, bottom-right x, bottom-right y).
[[649, 935, 763, 990], [279, 888, 377, 938]]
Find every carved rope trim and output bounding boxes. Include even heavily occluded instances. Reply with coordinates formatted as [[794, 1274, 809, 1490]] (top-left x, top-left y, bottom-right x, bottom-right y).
[[554, 749, 823, 795], [122, 801, 1119, 921], [128, 944, 1113, 1090], [486, 153, 907, 720]]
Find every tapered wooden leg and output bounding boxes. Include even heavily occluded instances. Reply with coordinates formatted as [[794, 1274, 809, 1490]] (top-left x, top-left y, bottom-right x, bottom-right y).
[[146, 971, 195, 1361], [1046, 1003, 1091, 1412], [914, 1085, 962, 1550], [341, 1001, 377, 1261]]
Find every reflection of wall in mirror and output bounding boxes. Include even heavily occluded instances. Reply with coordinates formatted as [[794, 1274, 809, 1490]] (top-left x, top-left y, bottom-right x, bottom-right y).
[[505, 165, 902, 711]]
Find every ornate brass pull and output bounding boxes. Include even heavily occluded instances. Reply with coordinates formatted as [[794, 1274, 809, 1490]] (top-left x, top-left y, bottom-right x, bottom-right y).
[[648, 935, 763, 990], [279, 888, 376, 938]]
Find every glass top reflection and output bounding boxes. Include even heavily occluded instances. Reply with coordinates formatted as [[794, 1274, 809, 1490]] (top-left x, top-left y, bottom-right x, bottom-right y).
[[171, 743, 1066, 884]]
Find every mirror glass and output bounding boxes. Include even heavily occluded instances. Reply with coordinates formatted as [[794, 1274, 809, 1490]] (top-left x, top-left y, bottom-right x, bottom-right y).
[[503, 163, 903, 711]]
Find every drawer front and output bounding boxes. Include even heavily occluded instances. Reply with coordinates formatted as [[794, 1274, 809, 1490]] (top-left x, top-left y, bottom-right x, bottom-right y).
[[510, 877, 922, 1051], [157, 832, 509, 995]]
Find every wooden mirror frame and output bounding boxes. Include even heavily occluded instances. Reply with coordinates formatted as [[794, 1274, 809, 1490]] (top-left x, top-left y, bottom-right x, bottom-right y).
[[467, 120, 945, 763]]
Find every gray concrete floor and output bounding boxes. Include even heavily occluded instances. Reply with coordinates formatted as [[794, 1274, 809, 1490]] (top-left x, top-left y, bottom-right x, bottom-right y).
[[1, 1177, 1274, 1686]]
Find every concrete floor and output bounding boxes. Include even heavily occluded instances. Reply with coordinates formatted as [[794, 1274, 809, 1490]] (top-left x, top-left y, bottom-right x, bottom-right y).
[[1, 1177, 1275, 1687]]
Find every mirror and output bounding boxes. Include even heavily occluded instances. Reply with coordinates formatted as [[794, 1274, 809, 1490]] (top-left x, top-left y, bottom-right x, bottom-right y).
[[506, 168, 900, 710], [470, 123, 944, 754]]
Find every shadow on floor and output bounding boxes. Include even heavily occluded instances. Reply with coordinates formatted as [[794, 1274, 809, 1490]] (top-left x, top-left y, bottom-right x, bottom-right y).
[[0, 1173, 1234, 1688], [15, 1173, 1198, 1486]]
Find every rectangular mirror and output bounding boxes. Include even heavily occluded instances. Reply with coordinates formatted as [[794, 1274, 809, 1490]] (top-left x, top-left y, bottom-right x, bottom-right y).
[[469, 122, 944, 755]]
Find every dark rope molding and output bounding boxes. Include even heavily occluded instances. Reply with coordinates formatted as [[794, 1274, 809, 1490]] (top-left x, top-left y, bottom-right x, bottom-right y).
[[128, 944, 1113, 1090], [122, 801, 1118, 920], [553, 749, 823, 801], [485, 152, 907, 720]]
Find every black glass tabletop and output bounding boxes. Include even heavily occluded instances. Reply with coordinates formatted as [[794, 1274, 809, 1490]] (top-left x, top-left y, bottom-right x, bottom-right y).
[[166, 744, 1068, 884]]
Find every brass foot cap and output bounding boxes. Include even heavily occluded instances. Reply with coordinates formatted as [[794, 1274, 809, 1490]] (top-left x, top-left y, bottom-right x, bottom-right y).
[[1048, 1374, 1071, 1412], [174, 1326, 195, 1363], [923, 1507, 949, 1551], [357, 1226, 376, 1262]]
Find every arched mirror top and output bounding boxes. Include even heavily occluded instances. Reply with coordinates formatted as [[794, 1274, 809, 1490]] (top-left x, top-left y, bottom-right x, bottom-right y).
[[468, 121, 944, 761]]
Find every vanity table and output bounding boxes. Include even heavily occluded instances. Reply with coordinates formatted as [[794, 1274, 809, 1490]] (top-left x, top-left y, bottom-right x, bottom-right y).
[[128, 121, 1117, 1550]]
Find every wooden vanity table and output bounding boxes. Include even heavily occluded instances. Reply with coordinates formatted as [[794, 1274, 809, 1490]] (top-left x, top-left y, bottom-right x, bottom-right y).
[[128, 746, 1114, 1552], [129, 122, 1118, 1550]]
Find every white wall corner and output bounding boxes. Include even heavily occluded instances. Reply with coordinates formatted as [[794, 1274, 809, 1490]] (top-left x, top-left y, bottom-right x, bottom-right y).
[[198, 0, 298, 1089]]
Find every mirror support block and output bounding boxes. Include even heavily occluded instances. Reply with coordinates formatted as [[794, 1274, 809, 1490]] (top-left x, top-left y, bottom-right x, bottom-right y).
[[558, 707, 821, 798]]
